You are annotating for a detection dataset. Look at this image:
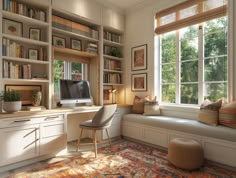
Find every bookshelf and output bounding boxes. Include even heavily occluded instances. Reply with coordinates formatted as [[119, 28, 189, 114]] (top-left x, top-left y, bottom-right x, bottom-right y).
[[1, 0, 50, 108]]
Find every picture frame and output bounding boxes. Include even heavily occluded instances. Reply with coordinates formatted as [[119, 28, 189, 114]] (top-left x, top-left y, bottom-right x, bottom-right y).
[[71, 39, 82, 51], [52, 35, 66, 48], [131, 44, 147, 71], [3, 18, 23, 37], [131, 73, 147, 92], [29, 28, 41, 41], [5, 85, 42, 106], [103, 85, 112, 104], [28, 49, 38, 60]]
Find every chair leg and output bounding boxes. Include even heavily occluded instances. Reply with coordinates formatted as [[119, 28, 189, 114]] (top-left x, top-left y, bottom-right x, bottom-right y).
[[93, 130, 97, 157], [106, 128, 111, 145], [76, 128, 83, 152]]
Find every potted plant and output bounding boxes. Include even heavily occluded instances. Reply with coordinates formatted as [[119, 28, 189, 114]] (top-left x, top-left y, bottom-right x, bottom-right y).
[[0, 89, 22, 113]]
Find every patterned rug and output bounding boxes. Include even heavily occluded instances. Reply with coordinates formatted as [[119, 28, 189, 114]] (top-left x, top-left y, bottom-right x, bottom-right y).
[[10, 140, 236, 178]]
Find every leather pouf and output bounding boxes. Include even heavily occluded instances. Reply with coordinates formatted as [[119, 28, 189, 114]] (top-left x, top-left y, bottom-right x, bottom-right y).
[[168, 138, 204, 170]]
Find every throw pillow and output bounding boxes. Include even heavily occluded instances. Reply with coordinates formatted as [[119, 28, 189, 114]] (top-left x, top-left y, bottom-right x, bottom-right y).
[[143, 96, 160, 116], [219, 101, 236, 128], [132, 96, 144, 114], [198, 99, 222, 126]]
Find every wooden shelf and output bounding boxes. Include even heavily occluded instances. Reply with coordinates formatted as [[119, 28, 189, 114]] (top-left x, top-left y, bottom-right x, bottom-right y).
[[2, 11, 49, 26], [2, 56, 49, 65], [2, 78, 49, 83], [3, 34, 49, 46], [52, 27, 99, 43], [103, 55, 123, 61], [103, 39, 123, 47], [103, 83, 124, 86]]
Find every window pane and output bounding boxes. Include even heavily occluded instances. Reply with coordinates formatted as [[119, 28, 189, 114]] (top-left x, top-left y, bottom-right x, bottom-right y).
[[54, 60, 65, 96], [181, 61, 198, 82], [204, 82, 227, 102], [160, 13, 176, 26], [180, 5, 198, 19], [71, 62, 83, 80], [162, 63, 176, 83], [161, 32, 176, 63], [180, 26, 198, 61], [181, 84, 198, 104], [205, 56, 227, 81], [203, 0, 226, 11], [162, 84, 176, 103]]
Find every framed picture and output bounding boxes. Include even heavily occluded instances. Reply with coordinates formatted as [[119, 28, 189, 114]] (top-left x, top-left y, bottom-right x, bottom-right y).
[[29, 28, 41, 41], [5, 85, 42, 106], [28, 49, 38, 60], [3, 18, 23, 37], [52, 35, 66, 48], [131, 44, 147, 71], [103, 86, 112, 104], [131, 73, 147, 92], [71, 39, 82, 51]]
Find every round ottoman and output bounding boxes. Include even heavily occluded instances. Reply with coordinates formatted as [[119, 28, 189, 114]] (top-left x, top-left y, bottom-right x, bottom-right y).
[[168, 138, 204, 170]]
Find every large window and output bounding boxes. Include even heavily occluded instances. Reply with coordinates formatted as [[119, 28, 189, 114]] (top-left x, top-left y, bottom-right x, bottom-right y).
[[53, 60, 84, 103], [160, 16, 228, 105]]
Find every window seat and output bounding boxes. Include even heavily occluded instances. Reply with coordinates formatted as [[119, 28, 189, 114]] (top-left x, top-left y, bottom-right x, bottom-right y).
[[122, 114, 236, 168]]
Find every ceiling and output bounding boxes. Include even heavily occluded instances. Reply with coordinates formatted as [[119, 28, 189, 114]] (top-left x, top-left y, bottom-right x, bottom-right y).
[[101, 0, 146, 10]]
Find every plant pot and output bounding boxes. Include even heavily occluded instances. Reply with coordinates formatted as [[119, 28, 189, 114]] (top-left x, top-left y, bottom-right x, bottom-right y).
[[3, 101, 22, 113]]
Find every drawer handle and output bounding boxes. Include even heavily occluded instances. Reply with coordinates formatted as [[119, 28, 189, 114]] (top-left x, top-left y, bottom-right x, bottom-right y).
[[45, 116, 58, 121], [14, 119, 31, 123]]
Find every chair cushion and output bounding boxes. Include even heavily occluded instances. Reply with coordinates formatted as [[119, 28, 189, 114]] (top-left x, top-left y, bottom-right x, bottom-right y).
[[219, 101, 236, 128], [123, 114, 236, 142], [80, 120, 109, 129]]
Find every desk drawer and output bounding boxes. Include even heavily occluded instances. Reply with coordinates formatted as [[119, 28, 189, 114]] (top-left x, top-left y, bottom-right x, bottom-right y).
[[40, 121, 65, 138]]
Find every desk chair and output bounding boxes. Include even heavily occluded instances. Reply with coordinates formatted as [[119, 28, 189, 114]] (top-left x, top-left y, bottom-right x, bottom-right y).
[[76, 104, 117, 157]]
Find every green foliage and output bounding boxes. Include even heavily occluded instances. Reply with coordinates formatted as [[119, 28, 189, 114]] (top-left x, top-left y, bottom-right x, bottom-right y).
[[111, 48, 122, 58], [0, 89, 21, 102]]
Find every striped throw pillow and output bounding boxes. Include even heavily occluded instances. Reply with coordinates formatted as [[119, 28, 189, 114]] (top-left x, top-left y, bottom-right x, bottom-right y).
[[132, 96, 144, 114], [198, 99, 222, 126], [143, 96, 160, 116], [219, 101, 236, 128]]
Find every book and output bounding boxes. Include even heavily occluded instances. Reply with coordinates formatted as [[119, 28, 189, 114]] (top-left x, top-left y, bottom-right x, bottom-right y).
[[27, 106, 46, 111]]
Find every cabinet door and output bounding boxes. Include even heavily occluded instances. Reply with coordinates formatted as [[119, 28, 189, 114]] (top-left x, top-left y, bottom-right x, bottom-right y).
[[0, 125, 39, 166], [79, 0, 101, 24]]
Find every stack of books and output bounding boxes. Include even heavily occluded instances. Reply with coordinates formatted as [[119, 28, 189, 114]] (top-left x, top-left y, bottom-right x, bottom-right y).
[[26, 106, 46, 111], [86, 43, 98, 54]]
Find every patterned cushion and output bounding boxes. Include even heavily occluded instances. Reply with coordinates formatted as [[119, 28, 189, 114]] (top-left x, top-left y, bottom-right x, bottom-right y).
[[143, 96, 160, 116], [132, 96, 144, 114], [198, 99, 222, 126], [219, 101, 236, 128]]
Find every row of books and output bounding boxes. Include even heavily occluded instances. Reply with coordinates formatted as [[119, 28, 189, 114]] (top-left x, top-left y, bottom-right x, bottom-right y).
[[52, 15, 98, 40], [3, 0, 46, 22], [2, 38, 47, 61], [104, 59, 121, 71], [3, 61, 32, 79], [104, 31, 121, 43], [103, 73, 122, 84], [86, 43, 98, 54]]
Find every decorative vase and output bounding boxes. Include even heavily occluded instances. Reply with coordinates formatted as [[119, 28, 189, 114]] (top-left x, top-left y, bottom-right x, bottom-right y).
[[3, 101, 22, 113], [32, 91, 42, 106]]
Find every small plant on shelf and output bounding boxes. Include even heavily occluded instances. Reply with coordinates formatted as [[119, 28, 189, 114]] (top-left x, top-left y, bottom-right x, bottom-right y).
[[0, 90, 22, 113]]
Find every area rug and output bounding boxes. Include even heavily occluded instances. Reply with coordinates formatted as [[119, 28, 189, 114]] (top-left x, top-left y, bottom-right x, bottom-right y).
[[10, 140, 236, 178]]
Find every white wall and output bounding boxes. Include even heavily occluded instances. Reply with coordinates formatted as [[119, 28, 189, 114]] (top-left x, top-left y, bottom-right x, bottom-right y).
[[124, 0, 236, 104]]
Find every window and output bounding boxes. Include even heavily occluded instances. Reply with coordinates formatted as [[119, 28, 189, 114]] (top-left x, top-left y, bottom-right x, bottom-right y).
[[53, 60, 84, 103], [159, 16, 227, 105]]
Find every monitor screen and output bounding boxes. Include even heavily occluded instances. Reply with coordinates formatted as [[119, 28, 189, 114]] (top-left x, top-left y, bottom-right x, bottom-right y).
[[59, 79, 92, 104]]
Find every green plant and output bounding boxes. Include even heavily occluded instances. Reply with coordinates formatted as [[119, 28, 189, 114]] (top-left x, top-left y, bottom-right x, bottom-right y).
[[0, 89, 21, 102], [111, 48, 122, 58]]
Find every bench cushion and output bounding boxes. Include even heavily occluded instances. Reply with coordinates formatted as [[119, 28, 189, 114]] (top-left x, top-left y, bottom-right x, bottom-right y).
[[123, 114, 236, 142]]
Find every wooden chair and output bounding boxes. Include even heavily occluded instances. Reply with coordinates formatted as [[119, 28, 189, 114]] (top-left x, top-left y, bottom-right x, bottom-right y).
[[76, 104, 117, 157]]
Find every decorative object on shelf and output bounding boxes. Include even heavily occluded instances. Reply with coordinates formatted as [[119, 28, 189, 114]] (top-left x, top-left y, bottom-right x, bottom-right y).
[[131, 44, 147, 71], [110, 87, 117, 104], [52, 35, 66, 48], [131, 73, 147, 92], [29, 28, 41, 41], [3, 18, 23, 37], [28, 49, 38, 60], [0, 89, 22, 113], [71, 39, 82, 51], [5, 85, 41, 106], [103, 85, 112, 104], [31, 90, 42, 106], [111, 47, 122, 58]]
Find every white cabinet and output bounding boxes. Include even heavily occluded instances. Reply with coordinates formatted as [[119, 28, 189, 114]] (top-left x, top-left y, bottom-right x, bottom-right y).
[[0, 114, 66, 167], [102, 7, 125, 31], [52, 0, 101, 24], [102, 106, 131, 140], [0, 124, 40, 166]]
